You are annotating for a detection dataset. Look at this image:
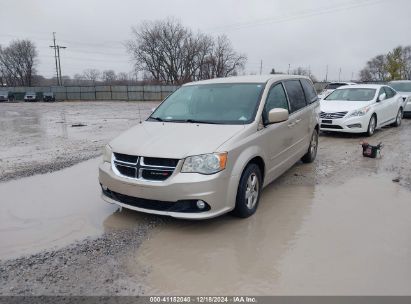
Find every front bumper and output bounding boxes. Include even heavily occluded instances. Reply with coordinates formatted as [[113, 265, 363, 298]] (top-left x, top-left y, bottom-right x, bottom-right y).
[[320, 114, 370, 133], [98, 161, 238, 219]]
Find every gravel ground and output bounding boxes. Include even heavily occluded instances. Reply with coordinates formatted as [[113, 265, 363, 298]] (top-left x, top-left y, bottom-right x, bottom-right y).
[[0, 101, 410, 295], [0, 101, 159, 182]]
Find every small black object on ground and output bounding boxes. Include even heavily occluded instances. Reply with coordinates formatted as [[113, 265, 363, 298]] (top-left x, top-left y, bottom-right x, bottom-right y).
[[360, 141, 383, 158]]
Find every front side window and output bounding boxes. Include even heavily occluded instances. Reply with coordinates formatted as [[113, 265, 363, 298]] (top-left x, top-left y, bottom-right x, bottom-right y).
[[383, 87, 396, 98], [283, 80, 307, 113], [325, 88, 377, 101], [263, 83, 289, 124], [150, 83, 264, 124]]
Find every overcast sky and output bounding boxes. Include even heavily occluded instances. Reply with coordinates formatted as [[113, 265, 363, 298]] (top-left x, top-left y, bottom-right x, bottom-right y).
[[1, 0, 410, 81]]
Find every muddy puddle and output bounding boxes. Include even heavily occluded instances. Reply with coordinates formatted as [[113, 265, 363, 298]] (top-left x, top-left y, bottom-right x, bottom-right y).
[[120, 174, 411, 295], [0, 157, 118, 260]]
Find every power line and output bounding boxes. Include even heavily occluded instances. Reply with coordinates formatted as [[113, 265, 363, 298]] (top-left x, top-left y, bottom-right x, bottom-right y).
[[207, 0, 387, 33]]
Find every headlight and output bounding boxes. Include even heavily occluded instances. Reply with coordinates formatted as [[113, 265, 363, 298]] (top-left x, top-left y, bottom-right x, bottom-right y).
[[181, 152, 227, 175], [103, 145, 112, 163], [348, 106, 371, 118]]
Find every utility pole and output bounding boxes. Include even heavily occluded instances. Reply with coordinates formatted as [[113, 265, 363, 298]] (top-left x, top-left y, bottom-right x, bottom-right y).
[[57, 45, 66, 85], [259, 60, 263, 75], [325, 64, 328, 82], [50, 32, 60, 86], [287, 64, 291, 74], [50, 33, 67, 86], [338, 67, 342, 81]]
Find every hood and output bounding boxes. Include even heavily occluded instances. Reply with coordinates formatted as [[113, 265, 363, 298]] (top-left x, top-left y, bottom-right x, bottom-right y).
[[110, 121, 245, 159], [320, 99, 372, 113]]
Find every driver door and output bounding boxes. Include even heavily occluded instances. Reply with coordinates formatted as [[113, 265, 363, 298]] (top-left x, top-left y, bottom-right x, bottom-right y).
[[259, 83, 293, 183]]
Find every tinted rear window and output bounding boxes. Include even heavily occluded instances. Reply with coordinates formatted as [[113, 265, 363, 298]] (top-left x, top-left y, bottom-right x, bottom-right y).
[[301, 79, 318, 104], [283, 80, 307, 113]]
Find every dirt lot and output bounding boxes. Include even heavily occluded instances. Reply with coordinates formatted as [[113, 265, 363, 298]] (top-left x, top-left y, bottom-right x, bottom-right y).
[[0, 101, 411, 295]]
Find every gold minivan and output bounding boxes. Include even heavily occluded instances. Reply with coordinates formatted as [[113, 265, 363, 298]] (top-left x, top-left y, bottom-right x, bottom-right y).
[[99, 75, 320, 219]]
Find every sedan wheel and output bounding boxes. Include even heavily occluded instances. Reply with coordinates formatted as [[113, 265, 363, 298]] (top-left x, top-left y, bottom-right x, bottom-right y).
[[366, 115, 376, 137], [393, 108, 403, 127]]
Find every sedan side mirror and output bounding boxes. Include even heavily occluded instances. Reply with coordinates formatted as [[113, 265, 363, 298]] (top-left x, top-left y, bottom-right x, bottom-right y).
[[268, 108, 289, 124], [378, 93, 386, 102]]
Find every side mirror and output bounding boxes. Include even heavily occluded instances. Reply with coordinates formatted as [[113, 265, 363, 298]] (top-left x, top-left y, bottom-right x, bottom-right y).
[[268, 108, 289, 124], [377, 93, 386, 102]]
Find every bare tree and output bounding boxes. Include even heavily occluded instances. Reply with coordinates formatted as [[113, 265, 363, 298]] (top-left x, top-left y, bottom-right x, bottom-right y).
[[127, 18, 246, 84], [0, 39, 38, 86], [101, 70, 117, 84], [82, 69, 101, 85], [291, 66, 317, 82]]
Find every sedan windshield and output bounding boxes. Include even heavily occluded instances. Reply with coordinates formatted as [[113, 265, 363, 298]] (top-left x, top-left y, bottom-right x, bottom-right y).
[[389, 82, 411, 92], [325, 88, 376, 101], [149, 83, 264, 124]]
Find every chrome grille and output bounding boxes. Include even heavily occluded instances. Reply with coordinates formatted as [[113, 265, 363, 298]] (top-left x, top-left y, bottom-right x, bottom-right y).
[[320, 111, 348, 119], [112, 153, 178, 181]]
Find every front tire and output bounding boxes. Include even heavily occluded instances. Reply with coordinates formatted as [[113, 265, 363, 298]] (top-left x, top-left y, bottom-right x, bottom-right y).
[[302, 128, 318, 163], [232, 163, 262, 218], [366, 114, 377, 137], [393, 108, 403, 127]]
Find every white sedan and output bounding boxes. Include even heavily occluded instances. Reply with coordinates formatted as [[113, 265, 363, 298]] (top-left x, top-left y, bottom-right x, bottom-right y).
[[320, 84, 404, 136]]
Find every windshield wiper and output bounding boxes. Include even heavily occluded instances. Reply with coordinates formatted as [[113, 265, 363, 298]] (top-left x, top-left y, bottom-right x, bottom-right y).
[[149, 116, 164, 122], [177, 119, 220, 124]]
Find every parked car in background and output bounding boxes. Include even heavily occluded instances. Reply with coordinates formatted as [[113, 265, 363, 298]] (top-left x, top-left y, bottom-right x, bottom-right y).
[[0, 91, 14, 102], [43, 92, 56, 102], [320, 84, 404, 136], [317, 82, 356, 100], [24, 92, 38, 102], [388, 80, 411, 117], [99, 75, 320, 219]]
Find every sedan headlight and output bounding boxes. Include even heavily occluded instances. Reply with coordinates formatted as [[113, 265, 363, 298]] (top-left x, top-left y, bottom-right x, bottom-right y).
[[181, 152, 227, 175], [348, 106, 371, 118], [103, 145, 112, 163]]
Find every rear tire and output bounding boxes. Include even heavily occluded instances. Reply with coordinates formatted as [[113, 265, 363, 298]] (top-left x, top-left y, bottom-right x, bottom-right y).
[[232, 163, 262, 218], [366, 114, 377, 137], [302, 129, 318, 163], [393, 108, 403, 127]]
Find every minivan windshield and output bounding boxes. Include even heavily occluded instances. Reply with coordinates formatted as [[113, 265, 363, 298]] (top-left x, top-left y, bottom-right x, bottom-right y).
[[149, 83, 264, 124], [325, 88, 376, 101], [389, 82, 411, 92]]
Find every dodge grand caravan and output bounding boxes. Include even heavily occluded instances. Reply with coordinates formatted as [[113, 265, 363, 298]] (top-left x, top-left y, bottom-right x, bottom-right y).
[[99, 75, 320, 219]]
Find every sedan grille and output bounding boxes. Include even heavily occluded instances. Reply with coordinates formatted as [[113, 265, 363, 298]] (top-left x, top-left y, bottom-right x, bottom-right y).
[[320, 111, 348, 119], [112, 153, 179, 182]]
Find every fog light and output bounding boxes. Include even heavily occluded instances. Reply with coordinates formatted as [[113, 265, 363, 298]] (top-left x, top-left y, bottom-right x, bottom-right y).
[[347, 123, 362, 128], [196, 200, 206, 209]]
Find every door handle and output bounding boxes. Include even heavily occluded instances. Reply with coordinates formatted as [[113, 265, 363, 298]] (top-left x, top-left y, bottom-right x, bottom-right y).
[[294, 119, 301, 124], [288, 122, 295, 127]]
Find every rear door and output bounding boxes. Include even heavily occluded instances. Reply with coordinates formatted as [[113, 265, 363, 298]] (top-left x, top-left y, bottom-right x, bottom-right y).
[[283, 79, 311, 158]]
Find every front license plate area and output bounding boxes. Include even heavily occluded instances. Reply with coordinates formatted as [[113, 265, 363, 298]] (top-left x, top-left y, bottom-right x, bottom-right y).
[[322, 119, 332, 124]]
